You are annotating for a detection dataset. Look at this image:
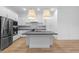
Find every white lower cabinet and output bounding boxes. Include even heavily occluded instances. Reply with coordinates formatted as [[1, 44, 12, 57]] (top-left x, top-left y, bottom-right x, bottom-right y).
[[26, 35, 53, 48], [13, 35, 21, 41]]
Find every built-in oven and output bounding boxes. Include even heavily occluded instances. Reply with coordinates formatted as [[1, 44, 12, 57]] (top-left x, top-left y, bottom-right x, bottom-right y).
[[13, 27, 18, 35], [13, 21, 18, 35], [13, 21, 18, 26]]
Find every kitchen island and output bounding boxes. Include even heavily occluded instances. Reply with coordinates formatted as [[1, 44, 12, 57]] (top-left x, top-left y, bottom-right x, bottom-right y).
[[22, 31, 57, 48]]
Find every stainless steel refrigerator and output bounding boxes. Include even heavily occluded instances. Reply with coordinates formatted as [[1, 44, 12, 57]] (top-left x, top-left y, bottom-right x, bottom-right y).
[[0, 16, 13, 50]]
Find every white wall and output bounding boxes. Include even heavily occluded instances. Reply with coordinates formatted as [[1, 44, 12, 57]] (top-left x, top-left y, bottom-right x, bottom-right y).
[[57, 6, 79, 40], [0, 6, 18, 21], [46, 9, 57, 32]]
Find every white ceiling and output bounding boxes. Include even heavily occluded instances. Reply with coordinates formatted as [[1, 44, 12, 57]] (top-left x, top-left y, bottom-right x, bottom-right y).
[[6, 6, 57, 16]]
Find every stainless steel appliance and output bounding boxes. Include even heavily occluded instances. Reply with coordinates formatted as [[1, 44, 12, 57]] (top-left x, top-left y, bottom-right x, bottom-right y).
[[13, 20, 18, 35], [0, 16, 13, 50]]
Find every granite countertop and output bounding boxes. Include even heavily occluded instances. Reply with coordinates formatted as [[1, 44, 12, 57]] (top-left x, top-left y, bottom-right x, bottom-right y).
[[22, 31, 58, 35]]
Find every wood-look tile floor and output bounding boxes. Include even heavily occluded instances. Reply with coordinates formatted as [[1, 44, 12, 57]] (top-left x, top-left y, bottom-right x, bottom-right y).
[[2, 38, 79, 53]]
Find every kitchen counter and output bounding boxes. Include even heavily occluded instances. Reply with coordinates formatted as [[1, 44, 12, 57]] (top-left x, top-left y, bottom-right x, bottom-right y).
[[22, 31, 57, 35], [22, 31, 57, 48]]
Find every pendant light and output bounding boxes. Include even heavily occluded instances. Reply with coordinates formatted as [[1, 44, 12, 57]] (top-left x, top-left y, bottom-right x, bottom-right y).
[[43, 9, 51, 20], [27, 8, 36, 20]]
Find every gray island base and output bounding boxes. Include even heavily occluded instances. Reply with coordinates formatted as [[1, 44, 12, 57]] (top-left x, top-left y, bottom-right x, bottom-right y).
[[22, 31, 57, 48]]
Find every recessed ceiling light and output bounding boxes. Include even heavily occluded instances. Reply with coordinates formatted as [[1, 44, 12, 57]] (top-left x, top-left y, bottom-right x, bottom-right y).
[[37, 8, 40, 11], [23, 8, 27, 11], [50, 8, 54, 11]]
